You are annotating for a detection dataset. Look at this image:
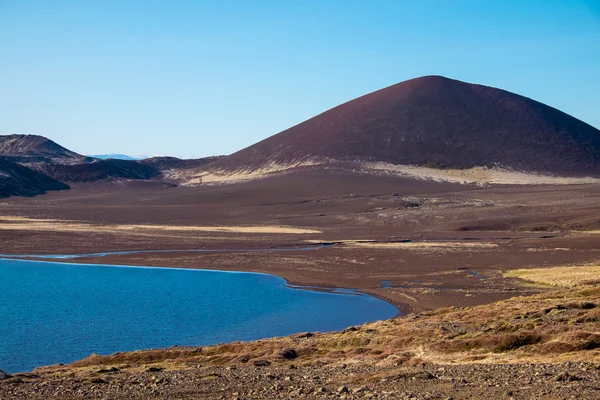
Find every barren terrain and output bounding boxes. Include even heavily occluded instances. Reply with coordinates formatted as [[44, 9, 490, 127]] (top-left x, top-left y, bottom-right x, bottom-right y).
[[1, 169, 599, 313], [1, 167, 600, 399]]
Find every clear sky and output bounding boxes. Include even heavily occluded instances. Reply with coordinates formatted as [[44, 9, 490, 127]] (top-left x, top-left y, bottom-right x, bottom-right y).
[[1, 0, 599, 158]]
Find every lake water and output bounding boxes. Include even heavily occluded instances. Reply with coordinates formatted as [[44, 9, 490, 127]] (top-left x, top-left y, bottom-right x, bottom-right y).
[[0, 258, 397, 373]]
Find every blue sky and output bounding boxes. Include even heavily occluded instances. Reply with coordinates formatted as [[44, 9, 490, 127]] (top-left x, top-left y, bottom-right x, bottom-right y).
[[1, 0, 599, 158]]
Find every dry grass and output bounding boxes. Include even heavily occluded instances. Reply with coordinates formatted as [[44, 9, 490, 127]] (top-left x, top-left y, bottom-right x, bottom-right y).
[[363, 162, 600, 186], [344, 241, 497, 250], [0, 216, 321, 235], [505, 263, 600, 287], [305, 239, 497, 250], [29, 261, 600, 377], [170, 160, 321, 185], [41, 284, 599, 375]]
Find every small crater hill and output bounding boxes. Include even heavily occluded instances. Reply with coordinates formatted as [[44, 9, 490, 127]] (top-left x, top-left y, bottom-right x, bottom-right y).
[[215, 76, 600, 177], [0, 157, 69, 198], [0, 134, 90, 165]]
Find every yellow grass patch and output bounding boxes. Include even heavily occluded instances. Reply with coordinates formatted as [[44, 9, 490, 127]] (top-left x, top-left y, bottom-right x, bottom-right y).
[[363, 162, 600, 186], [525, 247, 570, 252], [0, 216, 321, 235], [169, 160, 321, 185], [305, 239, 497, 249], [0, 216, 62, 222], [505, 263, 600, 287], [345, 241, 497, 249]]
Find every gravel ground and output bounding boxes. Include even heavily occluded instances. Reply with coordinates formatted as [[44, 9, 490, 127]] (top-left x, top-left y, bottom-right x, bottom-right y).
[[2, 361, 600, 399]]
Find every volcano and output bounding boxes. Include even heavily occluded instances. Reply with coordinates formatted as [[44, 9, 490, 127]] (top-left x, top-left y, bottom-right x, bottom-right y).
[[215, 76, 600, 177]]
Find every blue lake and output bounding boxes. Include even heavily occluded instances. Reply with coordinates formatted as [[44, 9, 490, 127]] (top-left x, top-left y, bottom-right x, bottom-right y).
[[0, 258, 397, 373]]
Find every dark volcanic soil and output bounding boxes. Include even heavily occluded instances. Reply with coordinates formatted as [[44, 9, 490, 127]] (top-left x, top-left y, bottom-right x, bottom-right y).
[[0, 157, 69, 198]]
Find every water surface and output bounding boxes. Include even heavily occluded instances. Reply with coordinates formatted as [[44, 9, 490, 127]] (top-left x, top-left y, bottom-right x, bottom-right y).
[[0, 259, 397, 373]]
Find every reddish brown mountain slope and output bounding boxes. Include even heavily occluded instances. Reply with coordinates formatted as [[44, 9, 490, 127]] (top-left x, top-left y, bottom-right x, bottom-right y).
[[216, 76, 600, 176]]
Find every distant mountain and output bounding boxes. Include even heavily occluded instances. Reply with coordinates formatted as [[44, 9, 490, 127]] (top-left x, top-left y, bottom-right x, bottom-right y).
[[91, 154, 150, 161], [0, 157, 69, 198], [214, 76, 600, 177], [139, 156, 224, 171], [0, 134, 89, 164]]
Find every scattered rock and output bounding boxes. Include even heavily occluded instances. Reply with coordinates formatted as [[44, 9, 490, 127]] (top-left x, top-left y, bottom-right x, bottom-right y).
[[353, 385, 371, 393], [239, 355, 250, 363], [0, 370, 10, 381], [96, 367, 119, 373], [337, 385, 349, 394], [554, 372, 582, 382], [343, 327, 358, 333], [395, 370, 436, 380], [297, 332, 314, 339], [280, 348, 298, 360], [253, 360, 271, 367]]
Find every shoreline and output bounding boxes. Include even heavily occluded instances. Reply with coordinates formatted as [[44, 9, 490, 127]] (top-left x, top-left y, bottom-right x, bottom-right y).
[[1, 255, 401, 373], [0, 249, 414, 313], [0, 255, 404, 374], [0, 254, 400, 311]]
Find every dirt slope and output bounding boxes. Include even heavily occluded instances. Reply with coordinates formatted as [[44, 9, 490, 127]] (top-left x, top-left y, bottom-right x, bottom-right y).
[[0, 157, 69, 198]]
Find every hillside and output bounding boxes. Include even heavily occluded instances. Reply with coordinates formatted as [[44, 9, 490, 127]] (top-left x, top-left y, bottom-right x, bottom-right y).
[[38, 159, 161, 183], [0, 157, 69, 197], [0, 134, 89, 164], [214, 76, 600, 177]]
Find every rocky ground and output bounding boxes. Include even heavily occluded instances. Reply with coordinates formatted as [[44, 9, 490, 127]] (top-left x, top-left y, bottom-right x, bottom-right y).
[[2, 360, 600, 399]]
